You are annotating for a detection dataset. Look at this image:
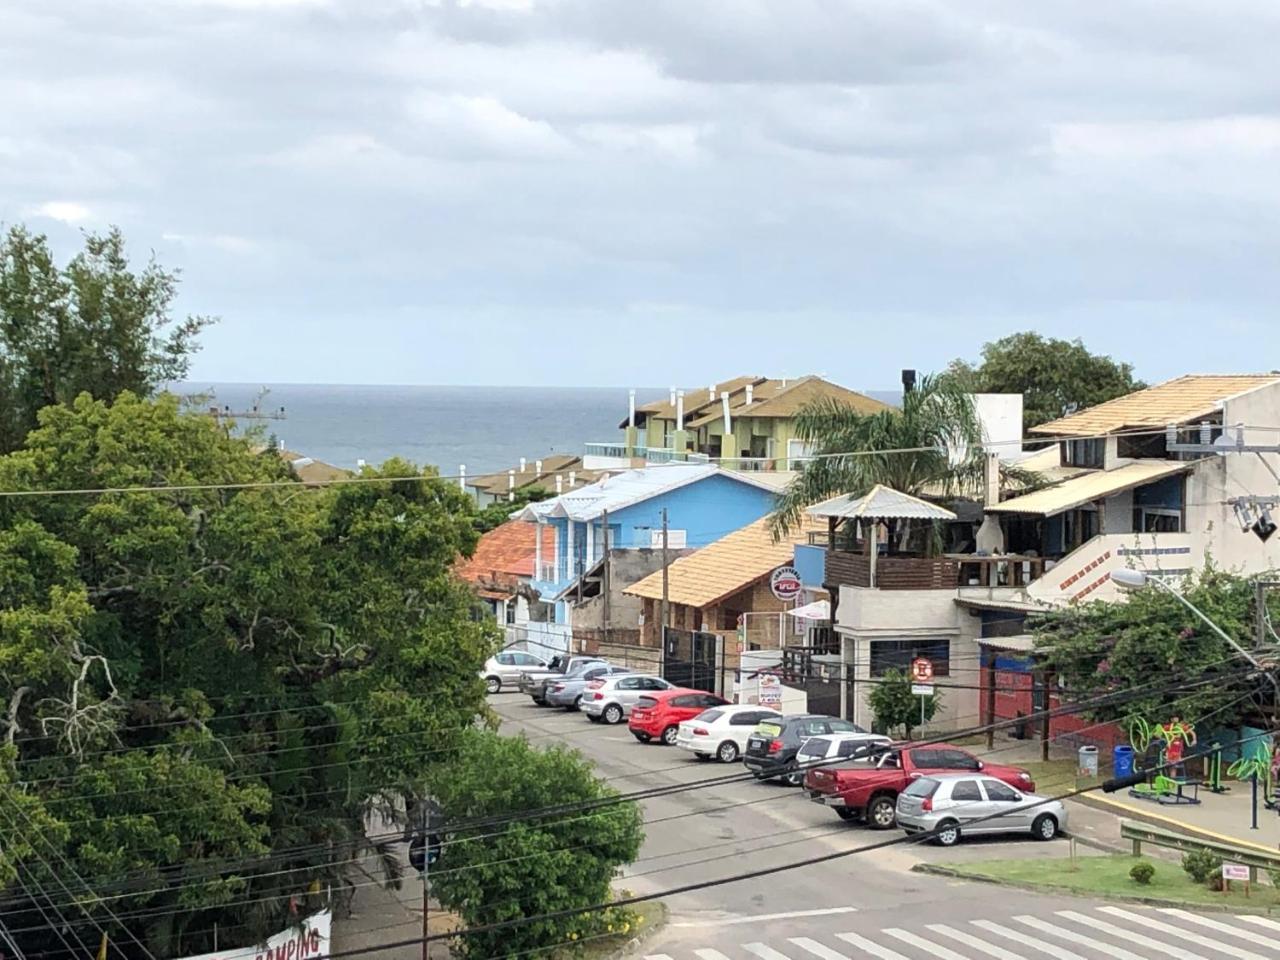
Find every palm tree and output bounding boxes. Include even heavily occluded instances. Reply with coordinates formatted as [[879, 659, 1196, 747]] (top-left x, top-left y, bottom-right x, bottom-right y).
[[771, 374, 1021, 536]]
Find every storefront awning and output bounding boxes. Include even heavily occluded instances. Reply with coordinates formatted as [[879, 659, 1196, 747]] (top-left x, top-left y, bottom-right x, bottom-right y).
[[986, 460, 1195, 517]]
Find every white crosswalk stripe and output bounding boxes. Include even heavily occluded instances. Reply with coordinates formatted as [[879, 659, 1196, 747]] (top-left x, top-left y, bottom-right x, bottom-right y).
[[656, 906, 1280, 960], [926, 923, 1029, 960], [1097, 907, 1270, 960], [882, 927, 974, 959], [971, 919, 1089, 960], [1158, 908, 1280, 951]]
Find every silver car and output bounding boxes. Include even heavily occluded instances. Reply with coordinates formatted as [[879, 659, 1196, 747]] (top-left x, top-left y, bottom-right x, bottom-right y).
[[896, 774, 1068, 847], [480, 650, 549, 693], [582, 675, 675, 724], [545, 664, 634, 710]]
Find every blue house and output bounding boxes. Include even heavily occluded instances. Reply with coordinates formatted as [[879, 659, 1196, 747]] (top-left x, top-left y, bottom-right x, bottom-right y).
[[514, 463, 782, 625]]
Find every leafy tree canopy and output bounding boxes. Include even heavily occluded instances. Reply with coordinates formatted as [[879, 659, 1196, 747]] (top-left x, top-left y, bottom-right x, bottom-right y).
[[868, 669, 940, 739], [430, 730, 644, 959], [941, 332, 1144, 433], [0, 225, 211, 453], [0, 392, 498, 959], [1031, 568, 1270, 727]]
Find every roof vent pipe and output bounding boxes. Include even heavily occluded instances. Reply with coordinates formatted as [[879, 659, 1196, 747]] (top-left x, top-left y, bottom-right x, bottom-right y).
[[709, 384, 716, 402], [519, 457, 527, 473], [569, 471, 576, 487], [721, 391, 732, 435], [556, 475, 563, 494], [535, 459, 543, 474], [745, 384, 754, 406], [676, 390, 685, 431], [628, 389, 636, 428], [669, 386, 676, 407], [459, 464, 466, 493], [508, 470, 515, 489]]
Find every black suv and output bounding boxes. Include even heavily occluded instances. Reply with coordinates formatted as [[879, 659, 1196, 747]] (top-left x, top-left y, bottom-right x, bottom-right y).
[[743, 714, 866, 785]]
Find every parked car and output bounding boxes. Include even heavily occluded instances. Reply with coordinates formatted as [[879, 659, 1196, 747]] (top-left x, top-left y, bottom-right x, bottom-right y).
[[480, 650, 549, 694], [629, 689, 728, 745], [742, 714, 868, 785], [545, 664, 635, 710], [896, 774, 1067, 846], [795, 732, 892, 771], [519, 656, 604, 705], [675, 704, 780, 762], [804, 743, 1036, 828], [582, 675, 676, 724]]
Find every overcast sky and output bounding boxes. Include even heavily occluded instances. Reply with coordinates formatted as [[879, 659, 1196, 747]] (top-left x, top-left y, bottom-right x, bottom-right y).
[[3, 0, 1278, 389]]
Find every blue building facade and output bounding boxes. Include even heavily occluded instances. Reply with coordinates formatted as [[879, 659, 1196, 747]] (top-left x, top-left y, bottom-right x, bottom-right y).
[[517, 465, 780, 624]]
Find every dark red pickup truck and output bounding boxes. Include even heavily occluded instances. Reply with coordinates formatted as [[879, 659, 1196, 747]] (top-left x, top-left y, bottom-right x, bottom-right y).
[[804, 743, 1035, 829]]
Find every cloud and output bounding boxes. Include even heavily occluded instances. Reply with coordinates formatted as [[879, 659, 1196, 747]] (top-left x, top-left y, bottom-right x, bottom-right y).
[[162, 231, 260, 254], [28, 201, 92, 224]]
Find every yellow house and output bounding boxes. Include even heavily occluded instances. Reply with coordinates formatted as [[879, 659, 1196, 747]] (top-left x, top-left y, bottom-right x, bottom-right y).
[[624, 375, 890, 470]]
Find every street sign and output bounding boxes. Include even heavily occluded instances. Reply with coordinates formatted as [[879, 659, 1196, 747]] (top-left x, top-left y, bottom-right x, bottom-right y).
[[1222, 863, 1250, 881], [911, 657, 934, 683], [770, 566, 802, 602], [911, 683, 935, 696]]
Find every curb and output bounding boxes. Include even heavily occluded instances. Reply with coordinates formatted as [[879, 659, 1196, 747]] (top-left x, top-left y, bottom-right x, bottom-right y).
[[912, 863, 1280, 915], [606, 901, 670, 960], [1074, 793, 1280, 856]]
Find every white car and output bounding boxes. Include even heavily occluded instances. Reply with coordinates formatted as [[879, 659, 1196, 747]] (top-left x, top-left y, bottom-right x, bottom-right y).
[[480, 650, 549, 694], [795, 732, 892, 771], [675, 704, 781, 763], [582, 675, 675, 724]]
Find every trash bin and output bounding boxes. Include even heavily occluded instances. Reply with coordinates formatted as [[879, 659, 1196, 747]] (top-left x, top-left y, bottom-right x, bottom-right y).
[[1113, 744, 1135, 780], [1078, 745, 1099, 778]]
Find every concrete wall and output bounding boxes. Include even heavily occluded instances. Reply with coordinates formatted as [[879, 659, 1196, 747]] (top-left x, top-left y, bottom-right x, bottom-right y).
[[570, 548, 679, 637]]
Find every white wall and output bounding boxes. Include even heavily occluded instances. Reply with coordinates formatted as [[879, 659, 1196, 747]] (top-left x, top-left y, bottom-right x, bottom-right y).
[[973, 394, 1024, 457], [1103, 488, 1134, 534]]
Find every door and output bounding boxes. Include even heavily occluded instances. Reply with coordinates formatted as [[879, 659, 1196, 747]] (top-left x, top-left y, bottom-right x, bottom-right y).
[[946, 779, 991, 829], [981, 778, 1031, 831], [613, 677, 641, 710]]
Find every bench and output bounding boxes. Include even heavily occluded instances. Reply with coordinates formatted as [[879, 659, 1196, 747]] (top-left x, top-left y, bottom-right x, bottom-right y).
[[1120, 819, 1280, 882]]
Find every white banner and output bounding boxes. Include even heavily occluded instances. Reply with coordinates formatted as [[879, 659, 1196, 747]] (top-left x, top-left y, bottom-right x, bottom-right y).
[[177, 911, 331, 960]]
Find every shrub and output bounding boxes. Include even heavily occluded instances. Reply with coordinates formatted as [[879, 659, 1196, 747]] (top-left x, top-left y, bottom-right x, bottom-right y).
[[1268, 867, 1280, 888], [1129, 861, 1155, 885], [1181, 848, 1223, 885]]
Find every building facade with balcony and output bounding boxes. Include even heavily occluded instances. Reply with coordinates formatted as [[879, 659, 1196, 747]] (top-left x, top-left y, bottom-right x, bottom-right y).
[[513, 463, 784, 629], [585, 375, 892, 472], [797, 374, 1280, 734]]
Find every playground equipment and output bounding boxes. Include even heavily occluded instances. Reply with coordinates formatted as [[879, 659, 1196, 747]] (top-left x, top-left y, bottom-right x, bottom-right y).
[[1124, 715, 1203, 806]]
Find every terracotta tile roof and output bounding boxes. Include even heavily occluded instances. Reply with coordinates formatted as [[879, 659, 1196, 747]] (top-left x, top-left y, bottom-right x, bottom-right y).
[[456, 521, 554, 586], [623, 514, 824, 608], [1029, 374, 1280, 437]]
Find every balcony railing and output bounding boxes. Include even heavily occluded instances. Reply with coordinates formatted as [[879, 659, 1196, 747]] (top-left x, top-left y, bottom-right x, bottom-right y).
[[820, 550, 1046, 591], [585, 442, 644, 459]]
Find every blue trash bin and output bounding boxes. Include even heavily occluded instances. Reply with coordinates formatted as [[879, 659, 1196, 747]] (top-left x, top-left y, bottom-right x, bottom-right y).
[[1113, 744, 1135, 779]]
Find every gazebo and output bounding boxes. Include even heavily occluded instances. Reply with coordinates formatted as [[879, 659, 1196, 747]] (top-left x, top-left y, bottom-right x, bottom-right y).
[[806, 484, 958, 589]]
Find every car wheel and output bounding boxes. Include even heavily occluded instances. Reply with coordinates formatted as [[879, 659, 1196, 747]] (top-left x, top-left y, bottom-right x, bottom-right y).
[[586, 714, 601, 723], [661, 725, 679, 746], [485, 676, 501, 694], [867, 795, 897, 830], [716, 741, 740, 763], [603, 704, 623, 725], [835, 807, 858, 822], [532, 697, 547, 707], [694, 752, 711, 761], [633, 732, 651, 743], [1032, 814, 1059, 841], [783, 769, 804, 787], [568, 695, 583, 712], [934, 820, 961, 847]]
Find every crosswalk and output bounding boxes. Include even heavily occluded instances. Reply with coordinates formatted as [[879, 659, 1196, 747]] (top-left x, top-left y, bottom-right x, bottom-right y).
[[647, 907, 1280, 960]]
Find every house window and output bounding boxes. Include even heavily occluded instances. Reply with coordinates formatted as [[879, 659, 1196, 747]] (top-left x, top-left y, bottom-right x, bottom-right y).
[[1138, 509, 1182, 533], [1117, 433, 1168, 459], [869, 639, 951, 677], [1063, 438, 1105, 468]]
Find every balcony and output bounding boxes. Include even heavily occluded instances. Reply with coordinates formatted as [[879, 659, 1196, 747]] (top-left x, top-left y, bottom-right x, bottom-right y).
[[583, 443, 712, 470], [807, 532, 1046, 591]]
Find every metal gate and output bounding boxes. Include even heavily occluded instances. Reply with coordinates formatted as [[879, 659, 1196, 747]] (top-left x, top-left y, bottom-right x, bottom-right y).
[[662, 627, 719, 693], [782, 646, 843, 719]]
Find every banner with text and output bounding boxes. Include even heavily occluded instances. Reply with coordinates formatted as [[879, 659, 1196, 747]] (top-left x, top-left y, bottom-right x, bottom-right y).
[[177, 910, 331, 960]]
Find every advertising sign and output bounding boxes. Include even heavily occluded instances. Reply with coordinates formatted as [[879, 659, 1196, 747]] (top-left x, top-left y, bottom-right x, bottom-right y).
[[758, 672, 783, 709], [1222, 863, 1250, 881], [769, 565, 802, 602], [177, 911, 331, 960]]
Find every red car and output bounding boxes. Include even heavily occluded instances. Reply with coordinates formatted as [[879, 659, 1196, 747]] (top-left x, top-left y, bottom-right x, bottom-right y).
[[629, 688, 728, 745]]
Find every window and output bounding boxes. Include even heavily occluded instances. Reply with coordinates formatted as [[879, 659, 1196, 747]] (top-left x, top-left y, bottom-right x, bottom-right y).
[[731, 711, 767, 726], [700, 694, 728, 708], [983, 780, 1021, 802], [1117, 433, 1168, 459], [802, 720, 831, 736], [903, 777, 938, 798], [950, 780, 983, 802], [877, 752, 902, 769], [938, 750, 981, 771], [505, 602, 516, 625], [869, 640, 951, 677], [911, 749, 943, 768], [697, 709, 725, 723], [836, 739, 869, 759], [1063, 438, 1105, 468], [1140, 509, 1182, 533], [496, 653, 515, 666], [829, 720, 862, 734], [514, 653, 540, 666], [640, 678, 669, 691], [607, 666, 632, 675], [635, 697, 658, 710], [584, 667, 607, 680], [616, 678, 639, 690], [799, 738, 831, 760], [670, 695, 698, 708]]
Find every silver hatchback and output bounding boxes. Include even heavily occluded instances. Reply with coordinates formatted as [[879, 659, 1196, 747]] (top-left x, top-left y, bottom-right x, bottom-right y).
[[896, 774, 1068, 847]]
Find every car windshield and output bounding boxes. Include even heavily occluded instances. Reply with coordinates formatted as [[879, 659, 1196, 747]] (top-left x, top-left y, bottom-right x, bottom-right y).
[[904, 777, 940, 798], [798, 737, 832, 759], [695, 709, 725, 723], [635, 697, 658, 710]]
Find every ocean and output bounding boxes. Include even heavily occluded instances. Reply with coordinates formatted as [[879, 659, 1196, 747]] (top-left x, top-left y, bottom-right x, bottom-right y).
[[175, 383, 669, 476]]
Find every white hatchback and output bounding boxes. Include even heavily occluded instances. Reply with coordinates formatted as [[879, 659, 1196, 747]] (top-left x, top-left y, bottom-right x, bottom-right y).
[[676, 704, 782, 763], [795, 732, 892, 771]]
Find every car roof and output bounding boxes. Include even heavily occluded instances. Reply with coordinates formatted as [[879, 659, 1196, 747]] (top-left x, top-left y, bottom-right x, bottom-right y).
[[644, 687, 707, 699]]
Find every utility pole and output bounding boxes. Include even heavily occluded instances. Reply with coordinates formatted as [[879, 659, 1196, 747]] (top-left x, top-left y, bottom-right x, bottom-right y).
[[602, 510, 611, 644], [660, 508, 670, 644]]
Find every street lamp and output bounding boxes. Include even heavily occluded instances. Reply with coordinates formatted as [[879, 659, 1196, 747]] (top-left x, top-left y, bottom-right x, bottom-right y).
[[1109, 569, 1279, 697]]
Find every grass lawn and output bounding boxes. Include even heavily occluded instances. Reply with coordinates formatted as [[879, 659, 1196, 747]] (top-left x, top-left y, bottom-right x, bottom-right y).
[[932, 854, 1280, 910]]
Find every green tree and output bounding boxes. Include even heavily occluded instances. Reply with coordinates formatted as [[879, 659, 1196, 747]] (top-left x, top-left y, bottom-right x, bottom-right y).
[[0, 225, 211, 452], [473, 487, 552, 534], [943, 333, 1143, 432], [0, 393, 498, 958], [430, 730, 644, 959], [1031, 568, 1262, 725], [868, 669, 939, 739], [771, 374, 1025, 535]]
